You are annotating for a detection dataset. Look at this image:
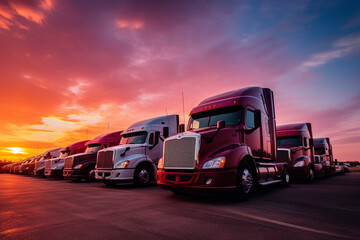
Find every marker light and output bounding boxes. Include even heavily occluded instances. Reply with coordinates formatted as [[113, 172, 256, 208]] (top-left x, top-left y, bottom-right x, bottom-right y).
[[115, 161, 130, 169], [293, 160, 305, 167], [158, 157, 164, 169], [202, 157, 226, 169]]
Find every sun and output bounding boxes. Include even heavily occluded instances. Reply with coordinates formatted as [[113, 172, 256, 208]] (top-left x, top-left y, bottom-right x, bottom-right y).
[[8, 147, 25, 154]]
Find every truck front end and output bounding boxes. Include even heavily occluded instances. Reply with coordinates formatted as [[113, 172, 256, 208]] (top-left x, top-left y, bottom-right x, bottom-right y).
[[157, 130, 243, 192], [63, 149, 98, 181], [44, 157, 66, 178], [95, 134, 147, 185]]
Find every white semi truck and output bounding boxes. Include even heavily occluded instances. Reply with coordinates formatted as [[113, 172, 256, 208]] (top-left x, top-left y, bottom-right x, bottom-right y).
[[95, 114, 179, 186]]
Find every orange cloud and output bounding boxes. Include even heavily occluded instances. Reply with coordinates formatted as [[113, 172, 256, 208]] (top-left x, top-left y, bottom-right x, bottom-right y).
[[40, 0, 54, 11], [10, 2, 45, 24], [116, 19, 144, 30]]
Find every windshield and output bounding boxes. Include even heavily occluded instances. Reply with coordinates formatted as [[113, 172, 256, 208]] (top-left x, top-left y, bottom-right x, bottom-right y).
[[59, 151, 70, 158], [188, 107, 242, 130], [85, 144, 101, 153], [277, 136, 302, 147], [315, 147, 325, 155], [120, 131, 148, 145]]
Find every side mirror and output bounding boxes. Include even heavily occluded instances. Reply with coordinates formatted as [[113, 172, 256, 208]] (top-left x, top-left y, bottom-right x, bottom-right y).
[[309, 138, 314, 148], [217, 120, 225, 129], [254, 110, 261, 128], [162, 127, 169, 139], [153, 131, 160, 145], [178, 124, 185, 133]]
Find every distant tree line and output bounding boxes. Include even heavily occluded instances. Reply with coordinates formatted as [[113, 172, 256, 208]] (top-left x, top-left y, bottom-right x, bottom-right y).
[[0, 160, 14, 168]]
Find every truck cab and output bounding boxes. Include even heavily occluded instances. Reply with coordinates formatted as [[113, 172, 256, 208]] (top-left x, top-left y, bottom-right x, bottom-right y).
[[63, 131, 122, 181], [314, 138, 336, 177], [276, 123, 323, 182], [44, 140, 88, 178], [95, 114, 179, 186], [33, 148, 62, 176], [157, 87, 289, 200]]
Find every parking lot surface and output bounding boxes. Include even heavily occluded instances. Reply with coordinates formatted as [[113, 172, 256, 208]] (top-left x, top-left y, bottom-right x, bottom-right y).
[[1, 173, 359, 240]]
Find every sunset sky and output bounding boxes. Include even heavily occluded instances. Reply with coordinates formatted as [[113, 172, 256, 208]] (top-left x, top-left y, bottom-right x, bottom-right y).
[[0, 0, 359, 162]]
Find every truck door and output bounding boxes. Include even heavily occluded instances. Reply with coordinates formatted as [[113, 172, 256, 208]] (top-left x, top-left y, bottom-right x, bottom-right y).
[[146, 131, 163, 167], [244, 108, 262, 159]]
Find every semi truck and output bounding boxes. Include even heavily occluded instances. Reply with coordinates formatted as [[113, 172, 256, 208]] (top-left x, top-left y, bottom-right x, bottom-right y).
[[95, 114, 179, 186], [276, 123, 323, 183], [157, 87, 290, 200], [33, 148, 62, 176], [63, 131, 122, 181], [44, 140, 88, 178], [314, 138, 336, 177]]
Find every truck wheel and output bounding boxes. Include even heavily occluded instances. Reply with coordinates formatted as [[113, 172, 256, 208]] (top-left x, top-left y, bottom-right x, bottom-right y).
[[306, 167, 314, 184], [134, 165, 152, 186], [235, 161, 254, 201], [281, 167, 290, 187]]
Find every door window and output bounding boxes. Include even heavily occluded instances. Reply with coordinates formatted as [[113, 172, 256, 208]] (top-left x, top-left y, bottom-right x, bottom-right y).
[[246, 110, 255, 129]]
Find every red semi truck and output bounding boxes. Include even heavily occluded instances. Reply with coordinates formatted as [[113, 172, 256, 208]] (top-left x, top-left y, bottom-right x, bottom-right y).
[[276, 123, 323, 183], [63, 131, 122, 181], [314, 138, 336, 177], [157, 87, 290, 200]]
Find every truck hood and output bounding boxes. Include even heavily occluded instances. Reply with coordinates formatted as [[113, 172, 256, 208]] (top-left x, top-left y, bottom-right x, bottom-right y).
[[110, 143, 146, 153], [67, 151, 97, 168], [109, 144, 146, 168], [184, 127, 240, 169]]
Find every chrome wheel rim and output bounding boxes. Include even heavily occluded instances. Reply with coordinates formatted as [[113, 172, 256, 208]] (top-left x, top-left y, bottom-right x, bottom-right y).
[[310, 169, 314, 180], [139, 169, 150, 184], [242, 169, 253, 194], [285, 171, 290, 183]]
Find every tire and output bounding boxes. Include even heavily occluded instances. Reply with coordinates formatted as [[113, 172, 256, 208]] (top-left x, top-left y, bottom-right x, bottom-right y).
[[104, 181, 117, 187], [281, 167, 290, 187], [306, 167, 314, 184], [134, 164, 153, 186], [234, 161, 254, 201]]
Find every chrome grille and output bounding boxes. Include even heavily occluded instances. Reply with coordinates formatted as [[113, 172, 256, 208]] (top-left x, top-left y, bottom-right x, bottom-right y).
[[164, 137, 197, 169], [96, 150, 114, 169], [64, 157, 74, 169], [44, 160, 51, 169]]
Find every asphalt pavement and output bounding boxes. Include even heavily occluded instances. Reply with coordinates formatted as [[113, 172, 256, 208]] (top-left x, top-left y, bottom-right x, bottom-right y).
[[0, 173, 359, 240]]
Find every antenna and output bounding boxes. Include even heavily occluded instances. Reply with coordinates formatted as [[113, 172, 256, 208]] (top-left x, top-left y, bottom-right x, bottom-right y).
[[182, 91, 185, 127]]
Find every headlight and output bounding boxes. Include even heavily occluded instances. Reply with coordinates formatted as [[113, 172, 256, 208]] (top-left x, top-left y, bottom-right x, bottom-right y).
[[115, 161, 130, 169], [74, 164, 83, 169], [51, 165, 58, 170], [157, 158, 164, 169], [293, 160, 305, 167], [202, 157, 226, 169]]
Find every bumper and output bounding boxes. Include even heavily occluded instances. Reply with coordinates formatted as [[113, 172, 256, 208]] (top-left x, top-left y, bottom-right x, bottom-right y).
[[95, 169, 135, 182], [289, 166, 310, 179], [63, 169, 88, 179], [157, 169, 238, 192], [34, 168, 45, 176], [44, 169, 63, 178]]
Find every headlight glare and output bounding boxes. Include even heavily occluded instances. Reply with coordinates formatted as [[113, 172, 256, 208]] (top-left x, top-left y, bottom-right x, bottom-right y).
[[74, 164, 83, 169], [293, 160, 305, 167], [51, 165, 58, 170], [115, 161, 130, 169], [202, 157, 226, 169], [157, 157, 164, 169]]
